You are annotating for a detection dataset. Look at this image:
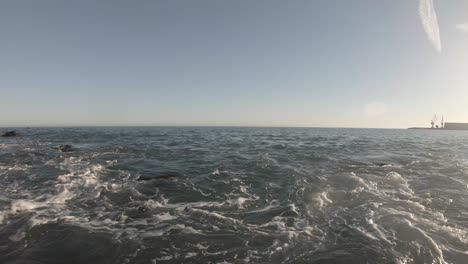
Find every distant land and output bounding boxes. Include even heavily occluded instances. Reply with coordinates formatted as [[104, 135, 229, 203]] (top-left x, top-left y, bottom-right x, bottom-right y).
[[409, 122, 468, 130]]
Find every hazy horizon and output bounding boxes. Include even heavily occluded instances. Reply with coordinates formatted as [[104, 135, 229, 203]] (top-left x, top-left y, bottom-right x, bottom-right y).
[[1, 0, 467, 128], [0, 124, 409, 129]]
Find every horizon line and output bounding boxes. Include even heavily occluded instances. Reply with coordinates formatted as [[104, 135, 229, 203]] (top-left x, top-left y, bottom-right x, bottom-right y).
[[0, 125, 406, 130]]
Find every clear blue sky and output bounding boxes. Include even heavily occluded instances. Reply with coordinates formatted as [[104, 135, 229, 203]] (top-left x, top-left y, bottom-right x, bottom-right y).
[[1, 0, 467, 128]]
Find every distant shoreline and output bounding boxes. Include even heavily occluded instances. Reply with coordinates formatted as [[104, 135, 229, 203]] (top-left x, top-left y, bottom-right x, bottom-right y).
[[0, 126, 406, 130], [3, 126, 468, 131], [408, 127, 468, 131]]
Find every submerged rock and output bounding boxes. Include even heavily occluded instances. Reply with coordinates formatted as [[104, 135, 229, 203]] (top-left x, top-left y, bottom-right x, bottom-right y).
[[50, 145, 74, 152], [136, 171, 181, 181], [376, 162, 395, 167], [1, 131, 20, 137]]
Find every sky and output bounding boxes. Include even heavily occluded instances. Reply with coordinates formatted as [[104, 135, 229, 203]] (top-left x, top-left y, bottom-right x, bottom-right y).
[[0, 0, 467, 128]]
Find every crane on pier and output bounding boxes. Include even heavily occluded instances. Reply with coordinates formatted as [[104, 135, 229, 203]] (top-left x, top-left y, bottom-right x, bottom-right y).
[[431, 115, 437, 128], [430, 114, 445, 129]]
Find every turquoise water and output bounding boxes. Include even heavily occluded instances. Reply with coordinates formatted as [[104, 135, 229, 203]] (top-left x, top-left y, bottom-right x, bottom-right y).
[[1, 127, 468, 263]]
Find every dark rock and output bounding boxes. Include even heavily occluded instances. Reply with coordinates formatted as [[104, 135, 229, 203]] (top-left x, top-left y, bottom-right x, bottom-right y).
[[1, 131, 20, 137], [50, 145, 74, 152], [376, 162, 394, 167]]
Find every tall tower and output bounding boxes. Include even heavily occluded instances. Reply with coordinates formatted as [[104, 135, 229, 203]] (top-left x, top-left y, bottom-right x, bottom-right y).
[[441, 116, 444, 129]]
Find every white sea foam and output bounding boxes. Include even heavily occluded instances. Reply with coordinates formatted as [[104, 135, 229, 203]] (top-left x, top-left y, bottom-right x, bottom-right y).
[[195, 243, 209, 250], [141, 224, 204, 237], [0, 164, 31, 171], [187, 208, 241, 225], [385, 172, 407, 186], [399, 219, 447, 264], [154, 212, 177, 222], [2, 154, 130, 235], [312, 191, 333, 208], [8, 230, 26, 242]]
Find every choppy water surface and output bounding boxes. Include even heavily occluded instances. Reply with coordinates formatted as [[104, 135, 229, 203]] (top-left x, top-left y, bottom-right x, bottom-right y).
[[1, 127, 468, 264]]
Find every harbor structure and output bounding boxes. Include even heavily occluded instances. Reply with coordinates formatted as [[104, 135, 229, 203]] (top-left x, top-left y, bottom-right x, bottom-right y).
[[443, 123, 468, 130], [409, 115, 468, 130]]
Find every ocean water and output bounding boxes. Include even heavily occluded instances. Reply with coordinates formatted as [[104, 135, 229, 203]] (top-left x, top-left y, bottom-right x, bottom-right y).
[[1, 127, 468, 264]]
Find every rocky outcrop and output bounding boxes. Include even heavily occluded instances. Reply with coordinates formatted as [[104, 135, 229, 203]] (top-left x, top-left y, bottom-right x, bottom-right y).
[[1, 131, 20, 137]]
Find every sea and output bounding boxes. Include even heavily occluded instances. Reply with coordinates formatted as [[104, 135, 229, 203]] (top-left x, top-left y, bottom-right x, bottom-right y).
[[1, 127, 468, 264]]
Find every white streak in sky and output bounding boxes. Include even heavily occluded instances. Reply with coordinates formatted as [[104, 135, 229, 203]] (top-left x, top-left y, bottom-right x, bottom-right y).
[[419, 0, 441, 52], [456, 23, 468, 34]]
